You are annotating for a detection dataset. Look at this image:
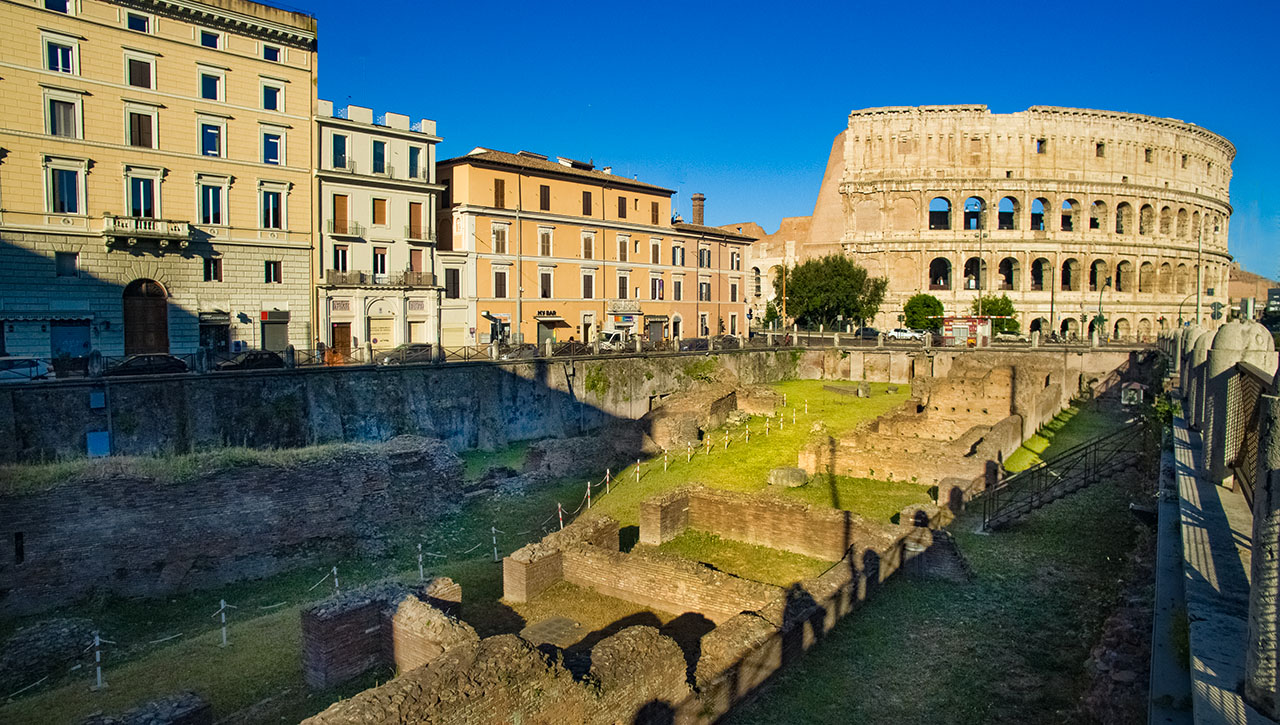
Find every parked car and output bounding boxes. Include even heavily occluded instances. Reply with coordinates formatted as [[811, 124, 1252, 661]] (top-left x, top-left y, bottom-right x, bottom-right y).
[[994, 331, 1030, 343], [215, 350, 285, 371], [102, 354, 188, 377], [887, 328, 924, 341], [599, 331, 631, 352], [0, 356, 52, 383], [679, 337, 710, 351], [856, 327, 881, 340], [376, 343, 434, 365]]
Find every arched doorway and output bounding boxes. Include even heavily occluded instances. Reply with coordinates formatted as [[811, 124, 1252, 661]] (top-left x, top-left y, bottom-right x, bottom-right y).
[[123, 279, 169, 355], [1060, 318, 1079, 339]]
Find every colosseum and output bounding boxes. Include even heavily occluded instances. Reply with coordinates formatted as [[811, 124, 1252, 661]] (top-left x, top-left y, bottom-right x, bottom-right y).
[[741, 105, 1235, 339]]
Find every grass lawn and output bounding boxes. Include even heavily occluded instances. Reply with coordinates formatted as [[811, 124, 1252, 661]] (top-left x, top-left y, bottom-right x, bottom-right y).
[[1004, 402, 1127, 473], [652, 530, 834, 587], [781, 475, 932, 522], [728, 401, 1141, 725]]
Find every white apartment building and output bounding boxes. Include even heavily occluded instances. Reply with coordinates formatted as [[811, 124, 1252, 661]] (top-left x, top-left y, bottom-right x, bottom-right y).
[[314, 100, 443, 358]]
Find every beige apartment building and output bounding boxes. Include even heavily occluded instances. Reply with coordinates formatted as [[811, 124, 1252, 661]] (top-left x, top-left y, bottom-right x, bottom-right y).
[[0, 0, 316, 359], [314, 100, 442, 359], [436, 149, 753, 347]]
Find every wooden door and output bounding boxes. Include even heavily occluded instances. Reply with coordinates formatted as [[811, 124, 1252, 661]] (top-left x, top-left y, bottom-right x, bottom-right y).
[[331, 322, 351, 357], [123, 279, 169, 355]]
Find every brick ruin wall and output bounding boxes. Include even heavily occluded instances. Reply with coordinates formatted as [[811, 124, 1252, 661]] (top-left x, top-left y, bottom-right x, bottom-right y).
[[0, 436, 462, 617]]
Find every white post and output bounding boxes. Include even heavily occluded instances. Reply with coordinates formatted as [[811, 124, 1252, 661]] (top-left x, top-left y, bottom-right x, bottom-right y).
[[766, 418, 770, 436], [219, 600, 228, 648], [746, 425, 750, 444], [793, 408, 796, 424], [92, 632, 105, 690], [805, 400, 808, 415], [491, 526, 499, 562], [635, 459, 640, 482], [783, 393, 787, 407], [705, 436, 711, 455], [558, 502, 564, 530], [417, 544, 424, 582], [586, 481, 592, 509], [687, 442, 692, 462], [724, 430, 728, 450], [332, 566, 339, 595], [664, 450, 668, 471], [605, 468, 611, 494]]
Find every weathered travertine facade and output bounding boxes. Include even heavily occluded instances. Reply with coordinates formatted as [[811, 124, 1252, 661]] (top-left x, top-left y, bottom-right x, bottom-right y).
[[745, 105, 1235, 339]]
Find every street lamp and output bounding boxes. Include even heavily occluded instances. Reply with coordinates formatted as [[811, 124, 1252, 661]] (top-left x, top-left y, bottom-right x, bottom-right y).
[[1097, 276, 1111, 340], [1176, 292, 1196, 327]]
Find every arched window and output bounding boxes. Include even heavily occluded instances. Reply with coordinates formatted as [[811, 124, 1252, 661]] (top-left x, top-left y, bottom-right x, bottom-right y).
[[1061, 258, 1082, 292], [1159, 206, 1172, 236], [928, 197, 952, 230], [1113, 318, 1131, 340], [1061, 317, 1080, 338], [1177, 208, 1189, 239], [1139, 261, 1155, 293], [1192, 210, 1201, 237], [1061, 199, 1080, 232], [1029, 318, 1049, 334], [963, 196, 986, 230], [1030, 257, 1051, 291], [1089, 259, 1109, 292], [998, 196, 1019, 230], [1030, 198, 1048, 231], [1158, 262, 1173, 294], [928, 257, 952, 290], [963, 256, 986, 290], [1115, 202, 1133, 234], [1175, 263, 1190, 294], [1137, 318, 1153, 341], [1115, 260, 1133, 292], [123, 278, 170, 355], [1089, 201, 1107, 230], [751, 267, 761, 297], [1139, 204, 1154, 235], [997, 256, 1019, 290]]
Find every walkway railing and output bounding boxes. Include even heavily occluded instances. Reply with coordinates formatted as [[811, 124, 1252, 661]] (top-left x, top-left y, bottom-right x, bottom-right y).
[[1227, 361, 1275, 504]]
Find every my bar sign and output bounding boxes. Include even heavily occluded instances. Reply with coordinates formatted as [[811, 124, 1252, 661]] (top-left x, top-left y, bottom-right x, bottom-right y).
[[260, 310, 290, 322], [536, 310, 557, 316]]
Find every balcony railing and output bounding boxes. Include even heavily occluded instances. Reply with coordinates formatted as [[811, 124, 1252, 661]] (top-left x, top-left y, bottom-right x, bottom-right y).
[[327, 220, 365, 237], [405, 226, 435, 242], [102, 215, 191, 245], [325, 269, 436, 287], [330, 158, 356, 173]]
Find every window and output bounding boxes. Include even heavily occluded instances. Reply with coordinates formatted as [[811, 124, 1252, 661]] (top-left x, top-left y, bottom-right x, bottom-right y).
[[408, 202, 424, 239], [262, 44, 280, 62], [200, 30, 220, 48], [199, 71, 222, 101], [47, 98, 77, 138], [540, 271, 552, 298], [651, 241, 660, 265], [1181, 154, 1188, 169], [200, 183, 223, 224], [262, 83, 281, 111], [617, 273, 629, 299], [372, 247, 387, 276], [1095, 142, 1106, 158], [651, 201, 659, 224], [582, 272, 594, 299], [408, 146, 422, 178], [127, 111, 154, 148], [126, 56, 153, 88], [331, 134, 348, 169], [261, 189, 283, 229], [729, 251, 741, 271], [492, 223, 508, 254], [200, 122, 222, 156], [55, 252, 78, 277], [730, 282, 738, 303], [582, 190, 592, 215], [538, 228, 552, 256], [45, 39, 76, 74], [332, 245, 347, 271], [582, 233, 594, 259], [47, 162, 82, 214], [617, 238, 627, 261], [203, 257, 222, 282], [673, 279, 683, 301], [651, 277, 663, 300], [494, 269, 508, 298], [672, 246, 685, 266], [698, 247, 711, 268], [539, 184, 550, 211], [1145, 148, 1153, 163], [698, 281, 711, 301], [262, 131, 282, 165], [1036, 138, 1047, 154], [494, 178, 505, 209], [617, 196, 626, 218], [444, 268, 460, 299], [408, 249, 423, 272], [264, 260, 282, 284], [372, 198, 387, 226], [372, 140, 386, 174], [129, 176, 155, 218], [44, 0, 69, 12], [126, 12, 150, 32]]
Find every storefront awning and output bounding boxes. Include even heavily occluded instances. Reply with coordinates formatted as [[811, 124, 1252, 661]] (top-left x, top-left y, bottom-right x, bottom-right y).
[[535, 315, 570, 326]]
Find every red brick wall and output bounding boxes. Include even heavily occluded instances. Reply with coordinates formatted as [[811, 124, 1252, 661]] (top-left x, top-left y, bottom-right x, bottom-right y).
[[301, 600, 384, 690]]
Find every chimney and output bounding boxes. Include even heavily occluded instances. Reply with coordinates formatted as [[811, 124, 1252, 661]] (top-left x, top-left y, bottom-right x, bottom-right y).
[[691, 193, 705, 226]]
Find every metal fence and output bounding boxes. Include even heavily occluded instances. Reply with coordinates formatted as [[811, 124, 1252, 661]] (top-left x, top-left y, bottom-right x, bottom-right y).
[[1228, 361, 1275, 503]]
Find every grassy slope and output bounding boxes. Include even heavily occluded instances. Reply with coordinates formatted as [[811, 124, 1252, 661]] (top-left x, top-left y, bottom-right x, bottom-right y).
[[653, 530, 834, 587], [1004, 403, 1127, 473], [727, 402, 1138, 725]]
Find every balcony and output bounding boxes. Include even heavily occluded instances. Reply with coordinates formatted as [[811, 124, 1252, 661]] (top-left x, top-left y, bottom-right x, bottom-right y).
[[102, 215, 190, 247], [405, 226, 435, 243], [324, 270, 436, 287], [327, 220, 365, 237]]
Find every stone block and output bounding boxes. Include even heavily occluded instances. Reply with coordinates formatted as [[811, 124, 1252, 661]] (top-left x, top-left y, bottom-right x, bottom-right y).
[[767, 467, 808, 487]]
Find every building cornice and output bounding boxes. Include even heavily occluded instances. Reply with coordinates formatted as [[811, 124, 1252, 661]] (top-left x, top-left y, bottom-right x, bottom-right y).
[[112, 0, 316, 50]]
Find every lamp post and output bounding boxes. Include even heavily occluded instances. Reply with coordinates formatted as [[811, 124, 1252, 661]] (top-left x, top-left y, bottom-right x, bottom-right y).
[[1177, 291, 1196, 327], [1097, 276, 1111, 340], [975, 228, 987, 318]]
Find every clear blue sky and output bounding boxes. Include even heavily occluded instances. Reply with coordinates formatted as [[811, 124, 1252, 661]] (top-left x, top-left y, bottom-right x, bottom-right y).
[[308, 0, 1278, 279]]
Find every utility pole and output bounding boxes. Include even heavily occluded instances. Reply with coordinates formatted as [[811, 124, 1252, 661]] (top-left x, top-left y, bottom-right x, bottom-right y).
[[515, 174, 524, 344], [1195, 222, 1203, 325]]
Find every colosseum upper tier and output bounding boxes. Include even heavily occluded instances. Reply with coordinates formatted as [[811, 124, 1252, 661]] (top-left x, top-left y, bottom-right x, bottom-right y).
[[770, 105, 1235, 339]]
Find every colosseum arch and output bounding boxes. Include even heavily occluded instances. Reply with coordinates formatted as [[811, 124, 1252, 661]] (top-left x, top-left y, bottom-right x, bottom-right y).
[[1029, 317, 1049, 334], [1115, 202, 1133, 234], [1113, 318, 1131, 339], [751, 267, 762, 297], [1089, 259, 1109, 291], [1177, 208, 1189, 238], [1137, 318, 1153, 340], [855, 198, 881, 233], [1174, 263, 1189, 294], [1061, 258, 1082, 291], [1139, 204, 1155, 236], [963, 256, 987, 290], [1192, 210, 1201, 236], [1159, 206, 1172, 236], [997, 256, 1020, 290], [929, 257, 952, 290], [1139, 262, 1155, 293], [1089, 201, 1107, 230], [928, 197, 952, 230], [1061, 317, 1080, 338], [963, 196, 987, 230], [1158, 262, 1173, 294], [1061, 199, 1080, 232], [998, 197, 1020, 230], [1030, 198, 1049, 231], [1030, 257, 1051, 291], [1115, 260, 1134, 292]]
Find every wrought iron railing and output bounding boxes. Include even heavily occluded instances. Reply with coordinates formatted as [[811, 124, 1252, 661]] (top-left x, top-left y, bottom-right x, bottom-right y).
[[324, 270, 435, 287], [1229, 361, 1275, 504], [326, 220, 365, 236]]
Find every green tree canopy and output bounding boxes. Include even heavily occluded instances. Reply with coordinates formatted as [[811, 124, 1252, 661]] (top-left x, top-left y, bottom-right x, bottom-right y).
[[903, 293, 944, 330], [775, 255, 888, 328], [971, 294, 1019, 333]]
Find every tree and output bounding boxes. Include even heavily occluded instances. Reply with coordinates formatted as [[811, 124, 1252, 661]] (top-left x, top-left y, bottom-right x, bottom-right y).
[[763, 301, 780, 326], [780, 255, 888, 329], [903, 293, 944, 330], [971, 294, 1018, 333]]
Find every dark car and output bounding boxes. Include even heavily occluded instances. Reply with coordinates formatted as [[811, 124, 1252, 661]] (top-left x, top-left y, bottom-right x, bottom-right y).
[[215, 350, 285, 371], [679, 337, 710, 351], [103, 354, 188, 377], [376, 343, 434, 365], [856, 327, 881, 340]]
